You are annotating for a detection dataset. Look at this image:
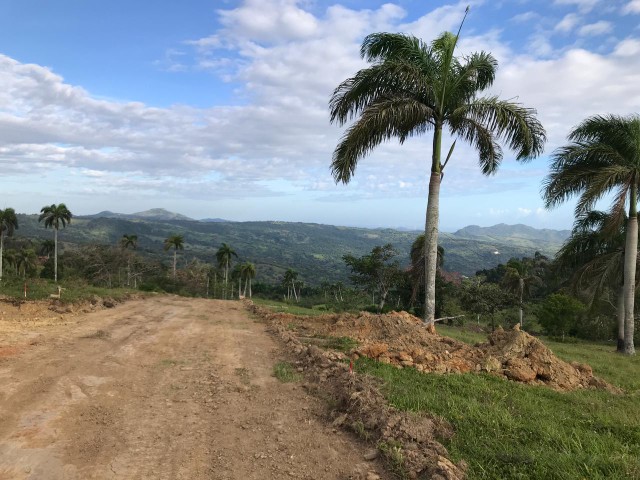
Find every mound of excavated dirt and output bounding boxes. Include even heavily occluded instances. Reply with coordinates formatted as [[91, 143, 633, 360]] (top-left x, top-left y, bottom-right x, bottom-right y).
[[478, 327, 616, 391], [255, 306, 466, 480], [257, 307, 618, 393]]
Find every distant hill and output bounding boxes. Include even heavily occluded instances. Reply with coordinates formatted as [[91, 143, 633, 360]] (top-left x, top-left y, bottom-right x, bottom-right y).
[[454, 223, 570, 244], [13, 211, 569, 283], [83, 208, 194, 222], [200, 218, 231, 223]]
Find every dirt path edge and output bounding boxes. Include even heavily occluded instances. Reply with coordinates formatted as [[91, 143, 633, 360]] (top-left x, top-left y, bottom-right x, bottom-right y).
[[246, 301, 467, 480]]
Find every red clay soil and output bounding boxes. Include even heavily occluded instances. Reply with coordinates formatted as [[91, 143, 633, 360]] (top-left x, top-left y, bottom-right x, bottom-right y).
[[258, 308, 618, 393]]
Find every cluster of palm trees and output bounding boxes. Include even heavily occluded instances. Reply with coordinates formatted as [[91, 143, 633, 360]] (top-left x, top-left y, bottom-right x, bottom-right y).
[[158, 236, 255, 299], [0, 203, 72, 284], [215, 243, 256, 299], [282, 268, 300, 301], [331, 19, 638, 354], [544, 116, 640, 355]]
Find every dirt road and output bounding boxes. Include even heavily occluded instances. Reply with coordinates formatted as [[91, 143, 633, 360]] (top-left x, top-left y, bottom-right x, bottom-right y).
[[0, 296, 386, 479]]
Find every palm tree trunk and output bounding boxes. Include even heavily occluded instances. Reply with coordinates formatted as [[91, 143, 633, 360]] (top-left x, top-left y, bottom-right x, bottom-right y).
[[617, 286, 625, 352], [54, 228, 58, 283], [424, 172, 441, 329], [0, 232, 4, 282], [519, 279, 524, 328], [225, 259, 229, 299], [173, 250, 177, 278], [424, 124, 442, 330], [623, 203, 637, 355], [378, 288, 388, 313], [249, 278, 252, 298]]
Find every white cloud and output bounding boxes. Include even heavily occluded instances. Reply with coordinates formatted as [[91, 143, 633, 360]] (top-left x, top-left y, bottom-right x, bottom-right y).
[[1, 0, 639, 212], [511, 11, 539, 23], [622, 0, 640, 14], [578, 21, 612, 36], [614, 38, 640, 56], [555, 13, 581, 33], [554, 0, 599, 13]]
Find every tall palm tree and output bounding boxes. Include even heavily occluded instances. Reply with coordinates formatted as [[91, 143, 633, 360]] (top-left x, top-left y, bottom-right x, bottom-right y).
[[216, 243, 238, 298], [544, 114, 640, 355], [241, 262, 256, 298], [121, 234, 138, 286], [554, 211, 628, 351], [330, 27, 546, 327], [501, 258, 540, 329], [163, 234, 184, 278], [0, 208, 18, 282], [38, 203, 72, 283]]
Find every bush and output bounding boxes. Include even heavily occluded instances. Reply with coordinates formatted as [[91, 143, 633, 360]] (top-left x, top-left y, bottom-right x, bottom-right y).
[[539, 293, 585, 338]]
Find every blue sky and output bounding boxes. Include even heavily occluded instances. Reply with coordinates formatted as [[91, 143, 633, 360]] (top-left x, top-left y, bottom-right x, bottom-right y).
[[0, 0, 639, 231]]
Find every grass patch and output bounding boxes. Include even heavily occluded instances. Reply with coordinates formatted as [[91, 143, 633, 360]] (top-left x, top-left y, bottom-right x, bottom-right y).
[[320, 335, 359, 352], [0, 278, 140, 304], [356, 357, 640, 479], [273, 361, 303, 383], [437, 324, 487, 345], [252, 298, 327, 316]]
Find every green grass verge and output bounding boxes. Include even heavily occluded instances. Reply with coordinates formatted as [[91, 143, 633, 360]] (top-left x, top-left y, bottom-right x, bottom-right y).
[[0, 278, 140, 303], [252, 298, 327, 316], [322, 335, 358, 352], [273, 361, 302, 382], [356, 357, 640, 479]]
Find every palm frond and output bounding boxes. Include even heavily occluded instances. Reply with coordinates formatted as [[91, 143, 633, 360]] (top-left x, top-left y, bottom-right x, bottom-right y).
[[448, 115, 502, 174], [331, 97, 434, 183], [360, 32, 429, 64], [452, 96, 546, 161]]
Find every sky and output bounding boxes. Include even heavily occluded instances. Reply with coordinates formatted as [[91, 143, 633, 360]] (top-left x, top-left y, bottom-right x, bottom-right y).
[[0, 0, 639, 231]]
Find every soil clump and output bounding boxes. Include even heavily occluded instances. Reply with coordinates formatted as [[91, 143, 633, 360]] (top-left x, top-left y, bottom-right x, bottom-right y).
[[255, 307, 618, 393]]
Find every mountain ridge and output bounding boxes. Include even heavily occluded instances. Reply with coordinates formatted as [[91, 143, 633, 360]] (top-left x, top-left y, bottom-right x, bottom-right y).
[[12, 209, 569, 282]]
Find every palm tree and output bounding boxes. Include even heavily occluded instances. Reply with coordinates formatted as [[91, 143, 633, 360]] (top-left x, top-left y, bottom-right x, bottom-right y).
[[241, 262, 256, 298], [3, 249, 17, 276], [216, 243, 238, 299], [554, 211, 633, 352], [15, 248, 37, 278], [121, 234, 138, 286], [38, 203, 72, 283], [163, 234, 184, 278], [39, 239, 55, 259], [0, 208, 18, 281], [501, 258, 540, 329], [282, 269, 299, 301], [329, 26, 546, 327], [544, 114, 640, 355]]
